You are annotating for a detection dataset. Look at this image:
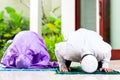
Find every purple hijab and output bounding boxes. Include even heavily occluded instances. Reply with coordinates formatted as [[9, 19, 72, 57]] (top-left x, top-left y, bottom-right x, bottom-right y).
[[0, 31, 58, 69]]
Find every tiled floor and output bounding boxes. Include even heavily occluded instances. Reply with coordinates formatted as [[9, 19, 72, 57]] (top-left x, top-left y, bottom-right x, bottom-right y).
[[0, 60, 120, 80]]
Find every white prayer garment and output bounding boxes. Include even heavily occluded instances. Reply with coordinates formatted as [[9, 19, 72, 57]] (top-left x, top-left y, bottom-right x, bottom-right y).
[[55, 28, 111, 70]]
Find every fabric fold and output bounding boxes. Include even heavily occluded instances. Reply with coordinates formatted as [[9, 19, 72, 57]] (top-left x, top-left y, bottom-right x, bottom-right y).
[[0, 31, 58, 69]]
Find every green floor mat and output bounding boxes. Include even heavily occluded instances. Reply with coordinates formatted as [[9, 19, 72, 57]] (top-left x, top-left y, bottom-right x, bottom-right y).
[[56, 66, 120, 75]]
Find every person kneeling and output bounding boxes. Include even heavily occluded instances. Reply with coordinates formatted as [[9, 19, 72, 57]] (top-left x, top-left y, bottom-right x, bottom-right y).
[[55, 28, 113, 73], [0, 31, 58, 69]]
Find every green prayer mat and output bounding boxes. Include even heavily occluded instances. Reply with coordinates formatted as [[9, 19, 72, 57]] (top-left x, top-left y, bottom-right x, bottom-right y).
[[56, 66, 120, 74]]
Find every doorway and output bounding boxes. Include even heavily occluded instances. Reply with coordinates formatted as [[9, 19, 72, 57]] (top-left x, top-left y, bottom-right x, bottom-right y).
[[75, 0, 120, 60]]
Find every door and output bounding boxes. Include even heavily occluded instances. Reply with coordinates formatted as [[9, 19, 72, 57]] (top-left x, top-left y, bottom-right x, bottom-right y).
[[75, 0, 120, 60]]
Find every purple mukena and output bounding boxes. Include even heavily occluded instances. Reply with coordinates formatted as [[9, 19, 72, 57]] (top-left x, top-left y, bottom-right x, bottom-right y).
[[0, 31, 58, 69]]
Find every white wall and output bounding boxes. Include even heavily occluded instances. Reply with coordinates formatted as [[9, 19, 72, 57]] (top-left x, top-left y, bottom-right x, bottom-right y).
[[51, 0, 61, 16], [42, 0, 52, 16], [42, 0, 61, 17], [61, 0, 75, 40], [110, 0, 120, 49], [0, 0, 30, 17], [30, 0, 41, 34], [0, 0, 75, 36]]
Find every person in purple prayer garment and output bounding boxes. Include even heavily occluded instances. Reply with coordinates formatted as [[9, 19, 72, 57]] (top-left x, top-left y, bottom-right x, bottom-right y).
[[0, 31, 58, 69]]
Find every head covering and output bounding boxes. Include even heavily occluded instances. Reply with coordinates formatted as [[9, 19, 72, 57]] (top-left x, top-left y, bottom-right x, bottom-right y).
[[0, 31, 58, 68], [81, 55, 98, 73]]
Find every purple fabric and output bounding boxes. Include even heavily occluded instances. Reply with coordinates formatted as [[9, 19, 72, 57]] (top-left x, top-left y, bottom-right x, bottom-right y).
[[0, 31, 58, 69]]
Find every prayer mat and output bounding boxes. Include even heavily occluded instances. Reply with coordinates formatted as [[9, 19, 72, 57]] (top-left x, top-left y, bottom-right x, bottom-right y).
[[0, 67, 57, 72], [56, 66, 120, 75]]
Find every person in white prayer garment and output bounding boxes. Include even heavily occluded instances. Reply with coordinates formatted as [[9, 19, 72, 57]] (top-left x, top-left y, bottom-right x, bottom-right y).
[[55, 28, 112, 73]]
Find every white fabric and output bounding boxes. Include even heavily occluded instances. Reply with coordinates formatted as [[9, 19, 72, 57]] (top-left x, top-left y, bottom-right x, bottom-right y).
[[55, 28, 112, 69], [81, 55, 98, 73]]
